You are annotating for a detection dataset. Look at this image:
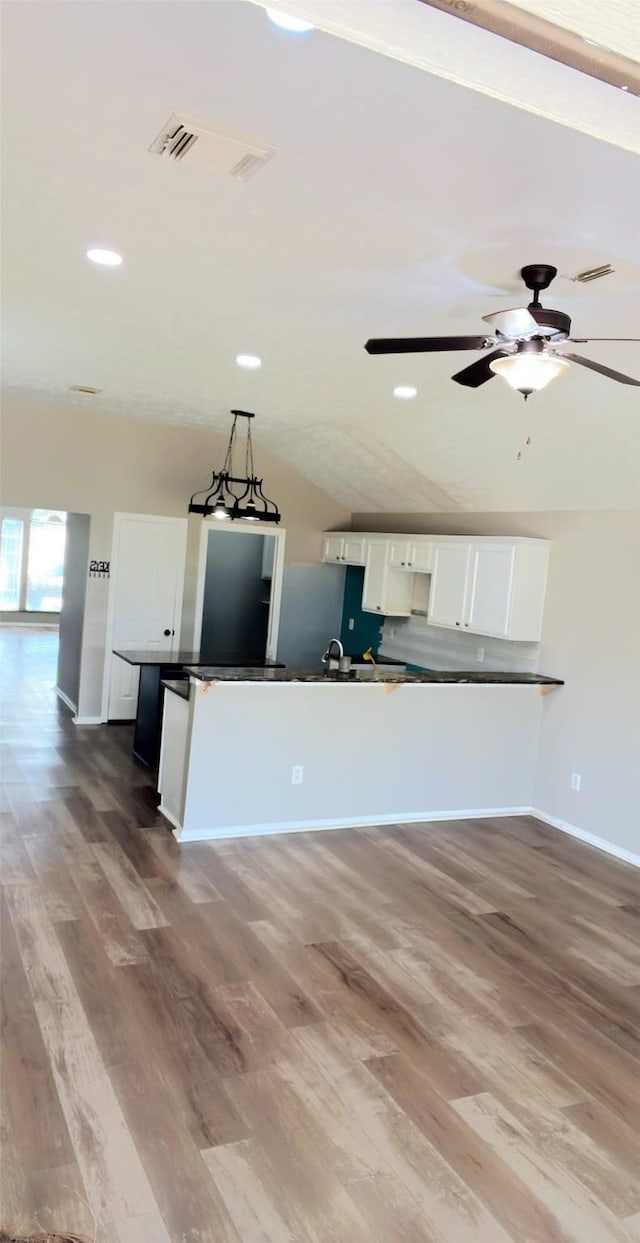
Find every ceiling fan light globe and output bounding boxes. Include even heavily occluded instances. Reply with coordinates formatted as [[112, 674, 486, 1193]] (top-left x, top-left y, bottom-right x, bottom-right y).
[[489, 353, 569, 394]]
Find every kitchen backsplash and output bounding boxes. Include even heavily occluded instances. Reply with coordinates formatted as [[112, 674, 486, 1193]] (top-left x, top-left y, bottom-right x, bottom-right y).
[[339, 567, 385, 656], [379, 613, 539, 672]]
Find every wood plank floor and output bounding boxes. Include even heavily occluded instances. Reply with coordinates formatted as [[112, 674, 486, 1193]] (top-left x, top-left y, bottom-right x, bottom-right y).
[[1, 628, 639, 1242]]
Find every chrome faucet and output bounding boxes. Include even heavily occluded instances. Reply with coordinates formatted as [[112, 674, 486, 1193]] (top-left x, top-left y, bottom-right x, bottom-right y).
[[321, 637, 344, 669]]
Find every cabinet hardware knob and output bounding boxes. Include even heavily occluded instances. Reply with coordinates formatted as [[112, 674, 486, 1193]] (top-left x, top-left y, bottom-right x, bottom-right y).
[[401, 561, 405, 566], [163, 628, 173, 636], [455, 621, 460, 626]]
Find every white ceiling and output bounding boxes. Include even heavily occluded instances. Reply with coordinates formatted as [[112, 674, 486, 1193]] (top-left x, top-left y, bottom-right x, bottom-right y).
[[2, 0, 639, 512]]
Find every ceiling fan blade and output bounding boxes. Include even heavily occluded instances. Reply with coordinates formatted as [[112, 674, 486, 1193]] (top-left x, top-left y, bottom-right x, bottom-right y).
[[567, 337, 640, 343], [559, 351, 640, 386], [365, 335, 490, 355], [482, 307, 539, 338], [452, 348, 512, 388]]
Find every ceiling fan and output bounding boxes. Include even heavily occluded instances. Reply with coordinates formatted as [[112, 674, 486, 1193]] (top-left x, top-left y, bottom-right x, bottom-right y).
[[365, 264, 640, 399]]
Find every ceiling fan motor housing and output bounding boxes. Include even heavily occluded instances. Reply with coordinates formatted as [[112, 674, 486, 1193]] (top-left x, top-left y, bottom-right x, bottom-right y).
[[529, 306, 571, 339]]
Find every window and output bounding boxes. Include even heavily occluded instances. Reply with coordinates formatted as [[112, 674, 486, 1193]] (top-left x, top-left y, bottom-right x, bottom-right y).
[[26, 511, 67, 611], [0, 509, 67, 612], [0, 518, 24, 609]]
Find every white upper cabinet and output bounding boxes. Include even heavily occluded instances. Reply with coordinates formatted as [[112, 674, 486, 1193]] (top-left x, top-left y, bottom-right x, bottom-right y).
[[342, 535, 368, 565], [322, 534, 367, 565], [362, 542, 414, 616], [408, 541, 433, 573], [428, 543, 472, 630], [427, 538, 549, 641], [389, 539, 432, 572], [466, 544, 515, 637], [322, 530, 550, 639], [322, 535, 345, 564]]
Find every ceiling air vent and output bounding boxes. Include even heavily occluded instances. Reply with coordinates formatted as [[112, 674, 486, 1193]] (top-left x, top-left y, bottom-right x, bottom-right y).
[[571, 263, 614, 283], [149, 113, 277, 180]]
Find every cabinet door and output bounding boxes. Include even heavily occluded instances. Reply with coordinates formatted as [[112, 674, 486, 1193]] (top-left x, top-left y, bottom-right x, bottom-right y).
[[428, 543, 471, 629], [389, 539, 412, 569], [466, 544, 515, 637], [362, 542, 388, 613], [408, 541, 432, 573], [342, 536, 368, 566], [322, 535, 344, 563]]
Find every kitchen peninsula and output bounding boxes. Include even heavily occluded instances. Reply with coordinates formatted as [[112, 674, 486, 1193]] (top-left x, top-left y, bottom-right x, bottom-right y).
[[158, 665, 563, 842]]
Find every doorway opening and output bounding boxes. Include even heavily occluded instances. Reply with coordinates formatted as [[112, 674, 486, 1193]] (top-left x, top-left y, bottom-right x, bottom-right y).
[[192, 522, 285, 663], [0, 508, 91, 716]]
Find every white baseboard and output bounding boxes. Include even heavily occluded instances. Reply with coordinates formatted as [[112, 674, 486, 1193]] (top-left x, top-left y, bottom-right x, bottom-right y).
[[55, 686, 77, 713], [158, 803, 183, 835], [531, 808, 640, 869], [72, 714, 104, 726], [177, 806, 532, 844]]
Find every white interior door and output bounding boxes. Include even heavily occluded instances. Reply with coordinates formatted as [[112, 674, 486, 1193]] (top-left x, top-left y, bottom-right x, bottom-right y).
[[107, 514, 187, 720]]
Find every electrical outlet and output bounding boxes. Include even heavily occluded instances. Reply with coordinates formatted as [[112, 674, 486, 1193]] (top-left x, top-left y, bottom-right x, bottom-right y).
[[348, 617, 355, 631], [571, 772, 581, 792], [476, 647, 485, 663], [291, 765, 304, 785]]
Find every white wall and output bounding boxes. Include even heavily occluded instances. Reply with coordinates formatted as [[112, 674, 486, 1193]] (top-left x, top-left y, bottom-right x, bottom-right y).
[[352, 509, 640, 858], [1, 394, 349, 718]]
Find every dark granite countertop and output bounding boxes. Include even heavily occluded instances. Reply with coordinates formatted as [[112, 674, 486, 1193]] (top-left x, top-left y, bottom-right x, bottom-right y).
[[161, 679, 191, 700], [114, 650, 285, 668], [184, 665, 563, 686]]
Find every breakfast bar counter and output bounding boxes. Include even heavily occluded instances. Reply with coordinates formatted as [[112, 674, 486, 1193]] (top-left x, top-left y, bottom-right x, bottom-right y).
[[158, 665, 562, 842]]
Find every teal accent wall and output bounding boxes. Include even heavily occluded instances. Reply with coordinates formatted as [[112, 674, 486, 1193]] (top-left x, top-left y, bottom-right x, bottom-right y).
[[339, 567, 385, 656]]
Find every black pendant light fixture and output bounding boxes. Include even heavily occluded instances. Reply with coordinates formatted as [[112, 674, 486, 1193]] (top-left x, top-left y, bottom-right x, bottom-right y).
[[189, 410, 281, 524]]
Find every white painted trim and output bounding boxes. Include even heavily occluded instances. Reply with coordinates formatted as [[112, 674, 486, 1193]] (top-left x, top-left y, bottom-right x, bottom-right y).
[[72, 715, 104, 726], [191, 520, 286, 661], [55, 686, 77, 713], [531, 809, 640, 869], [158, 803, 184, 835], [101, 512, 188, 721], [175, 806, 532, 843]]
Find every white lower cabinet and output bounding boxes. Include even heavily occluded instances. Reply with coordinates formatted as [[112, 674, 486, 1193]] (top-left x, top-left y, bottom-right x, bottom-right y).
[[362, 542, 414, 616]]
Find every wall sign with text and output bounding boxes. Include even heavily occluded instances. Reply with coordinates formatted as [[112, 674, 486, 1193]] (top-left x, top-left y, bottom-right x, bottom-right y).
[[89, 560, 110, 579]]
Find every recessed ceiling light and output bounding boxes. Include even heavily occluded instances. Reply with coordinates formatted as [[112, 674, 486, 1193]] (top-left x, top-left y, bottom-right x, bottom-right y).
[[266, 8, 314, 32], [393, 385, 417, 400], [236, 354, 262, 370], [86, 248, 123, 266]]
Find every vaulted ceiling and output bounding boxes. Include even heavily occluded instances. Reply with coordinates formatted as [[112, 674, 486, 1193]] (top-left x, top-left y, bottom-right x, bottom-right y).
[[2, 0, 639, 512]]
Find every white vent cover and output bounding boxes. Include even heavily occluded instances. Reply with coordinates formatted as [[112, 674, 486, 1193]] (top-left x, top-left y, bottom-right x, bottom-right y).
[[149, 112, 277, 180]]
